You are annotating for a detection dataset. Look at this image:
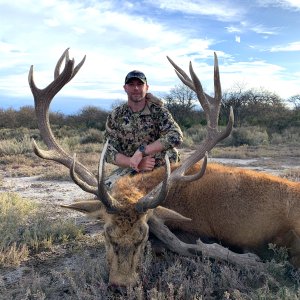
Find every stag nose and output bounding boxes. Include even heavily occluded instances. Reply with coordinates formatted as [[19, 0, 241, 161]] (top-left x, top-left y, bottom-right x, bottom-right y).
[[108, 283, 128, 294]]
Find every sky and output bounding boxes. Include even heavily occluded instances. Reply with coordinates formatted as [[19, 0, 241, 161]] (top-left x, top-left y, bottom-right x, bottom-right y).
[[0, 0, 300, 114]]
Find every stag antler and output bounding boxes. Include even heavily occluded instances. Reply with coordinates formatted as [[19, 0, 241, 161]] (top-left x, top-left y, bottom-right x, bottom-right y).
[[29, 49, 172, 214], [28, 49, 98, 185], [135, 52, 234, 212]]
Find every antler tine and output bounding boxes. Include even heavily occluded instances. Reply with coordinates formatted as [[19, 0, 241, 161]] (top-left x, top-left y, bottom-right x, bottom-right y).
[[213, 52, 222, 103], [135, 154, 171, 213], [166, 56, 195, 92], [29, 49, 98, 188], [70, 154, 99, 196], [54, 48, 86, 84], [174, 153, 208, 182], [98, 140, 122, 213], [54, 48, 69, 79], [166, 53, 233, 172], [189, 61, 210, 116], [176, 54, 233, 171]]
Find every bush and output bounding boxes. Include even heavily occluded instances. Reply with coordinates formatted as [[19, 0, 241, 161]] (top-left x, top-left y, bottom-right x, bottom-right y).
[[0, 136, 33, 156], [80, 128, 104, 144], [182, 125, 271, 148], [0, 127, 39, 140], [183, 124, 207, 145], [224, 127, 269, 146], [270, 127, 300, 145]]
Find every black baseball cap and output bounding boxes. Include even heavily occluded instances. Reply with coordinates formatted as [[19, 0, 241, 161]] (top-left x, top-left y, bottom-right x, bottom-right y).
[[125, 70, 147, 84]]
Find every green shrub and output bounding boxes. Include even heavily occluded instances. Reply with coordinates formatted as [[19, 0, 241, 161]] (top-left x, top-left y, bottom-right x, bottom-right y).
[[80, 128, 104, 144], [271, 126, 300, 145], [59, 136, 81, 152], [183, 124, 207, 145], [183, 125, 271, 148], [225, 127, 269, 146], [0, 136, 33, 156]]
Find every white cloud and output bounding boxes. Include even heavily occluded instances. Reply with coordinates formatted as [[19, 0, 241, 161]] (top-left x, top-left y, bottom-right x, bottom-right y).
[[250, 24, 279, 35], [226, 26, 242, 33], [270, 41, 300, 52], [217, 60, 300, 98], [145, 0, 245, 21], [0, 0, 218, 108], [257, 0, 300, 10]]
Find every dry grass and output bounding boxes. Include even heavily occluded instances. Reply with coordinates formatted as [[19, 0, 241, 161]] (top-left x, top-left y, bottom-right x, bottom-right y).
[[0, 136, 32, 156], [0, 145, 115, 180], [1, 241, 300, 299], [210, 144, 300, 159], [282, 168, 300, 182], [0, 193, 83, 268]]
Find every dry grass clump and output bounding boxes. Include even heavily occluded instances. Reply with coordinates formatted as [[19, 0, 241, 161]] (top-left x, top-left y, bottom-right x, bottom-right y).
[[0, 146, 101, 180], [0, 154, 48, 177], [0, 192, 83, 267], [2, 241, 300, 299], [0, 136, 33, 156], [282, 168, 300, 182]]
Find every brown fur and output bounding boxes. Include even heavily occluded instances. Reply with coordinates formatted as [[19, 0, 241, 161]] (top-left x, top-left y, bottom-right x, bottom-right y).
[[114, 163, 300, 259], [103, 211, 150, 287]]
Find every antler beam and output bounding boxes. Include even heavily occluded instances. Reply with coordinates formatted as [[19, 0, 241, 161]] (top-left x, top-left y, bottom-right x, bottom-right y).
[[28, 49, 98, 186]]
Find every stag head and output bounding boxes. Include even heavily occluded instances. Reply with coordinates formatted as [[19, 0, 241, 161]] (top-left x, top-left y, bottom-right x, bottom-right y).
[[29, 49, 257, 289]]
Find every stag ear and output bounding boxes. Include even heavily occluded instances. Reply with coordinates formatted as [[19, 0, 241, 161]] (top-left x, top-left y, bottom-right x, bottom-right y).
[[61, 200, 106, 219], [154, 206, 191, 223]]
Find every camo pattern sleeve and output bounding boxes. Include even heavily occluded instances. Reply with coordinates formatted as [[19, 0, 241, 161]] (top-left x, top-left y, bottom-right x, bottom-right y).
[[104, 101, 183, 167]]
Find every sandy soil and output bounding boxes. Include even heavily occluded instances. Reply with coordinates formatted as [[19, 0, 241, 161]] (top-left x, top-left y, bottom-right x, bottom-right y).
[[1, 175, 92, 206]]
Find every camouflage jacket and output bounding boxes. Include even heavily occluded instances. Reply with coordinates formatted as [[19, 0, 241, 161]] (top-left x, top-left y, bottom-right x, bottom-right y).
[[104, 98, 183, 168]]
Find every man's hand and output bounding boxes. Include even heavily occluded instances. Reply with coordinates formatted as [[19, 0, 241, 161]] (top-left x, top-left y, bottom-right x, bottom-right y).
[[138, 156, 155, 171], [129, 149, 143, 171], [129, 149, 155, 172]]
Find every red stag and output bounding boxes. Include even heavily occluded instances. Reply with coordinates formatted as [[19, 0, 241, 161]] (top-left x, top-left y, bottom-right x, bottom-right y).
[[29, 49, 273, 288]]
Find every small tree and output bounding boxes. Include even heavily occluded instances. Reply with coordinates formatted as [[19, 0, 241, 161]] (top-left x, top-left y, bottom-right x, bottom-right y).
[[221, 87, 291, 132], [74, 106, 109, 130], [16, 106, 38, 128], [288, 94, 300, 110], [163, 84, 201, 128]]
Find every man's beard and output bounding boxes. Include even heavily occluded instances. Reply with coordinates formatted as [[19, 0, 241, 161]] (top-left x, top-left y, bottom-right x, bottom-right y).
[[130, 94, 144, 102]]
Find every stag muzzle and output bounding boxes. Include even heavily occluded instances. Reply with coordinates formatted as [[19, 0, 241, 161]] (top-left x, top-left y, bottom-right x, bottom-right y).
[[106, 246, 142, 288]]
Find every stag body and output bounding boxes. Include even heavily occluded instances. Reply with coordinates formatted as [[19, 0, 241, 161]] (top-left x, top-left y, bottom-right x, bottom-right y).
[[116, 163, 300, 265]]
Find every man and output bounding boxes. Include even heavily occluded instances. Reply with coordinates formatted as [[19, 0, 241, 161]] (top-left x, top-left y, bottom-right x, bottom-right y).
[[104, 70, 183, 186]]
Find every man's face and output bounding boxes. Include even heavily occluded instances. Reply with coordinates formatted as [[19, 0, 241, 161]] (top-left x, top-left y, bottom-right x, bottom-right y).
[[124, 79, 149, 103]]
